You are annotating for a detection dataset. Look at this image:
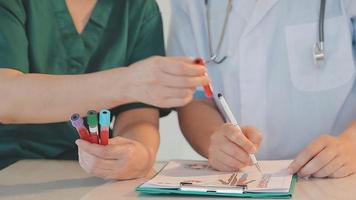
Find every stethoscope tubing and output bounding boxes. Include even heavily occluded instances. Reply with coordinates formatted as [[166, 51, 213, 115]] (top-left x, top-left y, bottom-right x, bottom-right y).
[[205, 0, 327, 65], [319, 0, 326, 49]]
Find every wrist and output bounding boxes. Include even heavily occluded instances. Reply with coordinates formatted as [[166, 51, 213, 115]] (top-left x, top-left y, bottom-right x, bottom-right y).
[[124, 144, 155, 179], [339, 120, 356, 144], [120, 66, 143, 103], [110, 67, 136, 105]]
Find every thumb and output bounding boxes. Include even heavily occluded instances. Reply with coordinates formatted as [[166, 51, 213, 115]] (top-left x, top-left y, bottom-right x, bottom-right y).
[[108, 136, 133, 145], [170, 56, 197, 64], [75, 139, 91, 147]]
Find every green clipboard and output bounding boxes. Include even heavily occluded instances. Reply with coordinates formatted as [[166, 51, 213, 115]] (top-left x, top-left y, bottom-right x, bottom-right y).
[[136, 176, 297, 199]]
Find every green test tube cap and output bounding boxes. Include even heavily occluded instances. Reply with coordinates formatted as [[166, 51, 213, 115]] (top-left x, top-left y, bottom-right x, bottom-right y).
[[87, 110, 98, 126]]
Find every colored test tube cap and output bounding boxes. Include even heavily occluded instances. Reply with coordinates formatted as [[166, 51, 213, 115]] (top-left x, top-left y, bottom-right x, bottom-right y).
[[70, 113, 84, 127], [99, 109, 111, 126], [87, 110, 98, 126], [194, 58, 205, 65]]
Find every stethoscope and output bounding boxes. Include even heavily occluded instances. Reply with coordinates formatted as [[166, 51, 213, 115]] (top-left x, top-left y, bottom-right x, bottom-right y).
[[205, 0, 327, 66], [313, 0, 327, 66], [205, 0, 232, 64]]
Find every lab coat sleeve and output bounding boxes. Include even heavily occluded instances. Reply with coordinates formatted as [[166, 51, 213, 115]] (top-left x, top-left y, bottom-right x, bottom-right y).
[[167, 0, 199, 57]]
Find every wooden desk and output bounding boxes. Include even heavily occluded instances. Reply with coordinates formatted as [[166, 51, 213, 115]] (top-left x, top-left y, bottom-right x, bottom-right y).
[[0, 160, 355, 200]]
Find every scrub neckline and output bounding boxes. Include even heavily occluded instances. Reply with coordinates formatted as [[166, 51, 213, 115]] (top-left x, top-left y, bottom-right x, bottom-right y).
[[64, 0, 99, 36], [50, 0, 113, 68]]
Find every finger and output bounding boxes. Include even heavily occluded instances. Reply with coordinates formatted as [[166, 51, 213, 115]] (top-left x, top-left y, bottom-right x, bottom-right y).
[[86, 165, 115, 180], [219, 138, 252, 165], [297, 146, 337, 177], [223, 124, 257, 154], [161, 58, 207, 76], [78, 149, 99, 171], [209, 158, 236, 172], [78, 149, 90, 171], [329, 165, 352, 178], [242, 126, 263, 147], [79, 149, 118, 170], [78, 150, 117, 179], [160, 57, 207, 76], [108, 136, 135, 145], [313, 156, 345, 178], [160, 73, 209, 88], [214, 148, 247, 170], [169, 56, 196, 63], [76, 140, 129, 159], [158, 87, 194, 99], [288, 138, 327, 174]]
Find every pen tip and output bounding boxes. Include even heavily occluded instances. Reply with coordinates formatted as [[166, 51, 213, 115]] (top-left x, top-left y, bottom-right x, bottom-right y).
[[217, 93, 222, 98]]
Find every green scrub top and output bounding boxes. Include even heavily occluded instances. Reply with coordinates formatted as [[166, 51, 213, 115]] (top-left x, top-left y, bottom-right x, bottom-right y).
[[0, 0, 168, 169]]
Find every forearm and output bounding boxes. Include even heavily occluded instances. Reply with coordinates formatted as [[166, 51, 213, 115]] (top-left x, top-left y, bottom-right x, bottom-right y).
[[0, 67, 133, 124], [177, 99, 225, 158]]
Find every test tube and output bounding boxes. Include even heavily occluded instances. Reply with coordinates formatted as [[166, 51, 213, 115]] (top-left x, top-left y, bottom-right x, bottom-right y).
[[195, 58, 213, 98], [99, 109, 111, 145], [70, 113, 91, 142], [87, 110, 99, 144]]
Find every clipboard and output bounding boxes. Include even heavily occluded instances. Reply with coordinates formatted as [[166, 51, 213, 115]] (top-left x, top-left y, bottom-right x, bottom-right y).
[[136, 176, 297, 199], [179, 181, 246, 193], [136, 160, 298, 199]]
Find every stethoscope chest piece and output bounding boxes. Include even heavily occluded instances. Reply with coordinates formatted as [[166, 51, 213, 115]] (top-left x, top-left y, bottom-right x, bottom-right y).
[[205, 0, 233, 64], [313, 42, 326, 67]]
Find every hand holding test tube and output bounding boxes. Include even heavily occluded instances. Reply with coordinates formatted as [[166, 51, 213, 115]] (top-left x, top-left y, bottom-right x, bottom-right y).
[[71, 109, 111, 146]]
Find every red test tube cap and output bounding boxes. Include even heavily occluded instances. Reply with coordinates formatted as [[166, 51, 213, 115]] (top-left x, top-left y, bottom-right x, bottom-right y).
[[194, 58, 213, 98]]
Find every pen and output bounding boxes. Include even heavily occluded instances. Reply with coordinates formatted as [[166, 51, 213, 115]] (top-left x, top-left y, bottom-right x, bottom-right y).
[[217, 93, 262, 172], [99, 109, 111, 145], [70, 113, 91, 142], [87, 110, 99, 144], [194, 58, 213, 98]]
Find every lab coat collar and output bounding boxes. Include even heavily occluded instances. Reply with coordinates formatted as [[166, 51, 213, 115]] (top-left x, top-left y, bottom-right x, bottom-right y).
[[242, 0, 280, 37]]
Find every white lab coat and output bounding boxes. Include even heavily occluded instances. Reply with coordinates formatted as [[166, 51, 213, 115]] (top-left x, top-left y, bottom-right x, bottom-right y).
[[168, 0, 356, 160]]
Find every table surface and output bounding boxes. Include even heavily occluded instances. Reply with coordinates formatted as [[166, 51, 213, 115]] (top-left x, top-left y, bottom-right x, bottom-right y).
[[0, 160, 355, 200]]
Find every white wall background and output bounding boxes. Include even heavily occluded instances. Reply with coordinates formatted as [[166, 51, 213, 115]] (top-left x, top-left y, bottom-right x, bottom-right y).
[[155, 0, 204, 161]]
